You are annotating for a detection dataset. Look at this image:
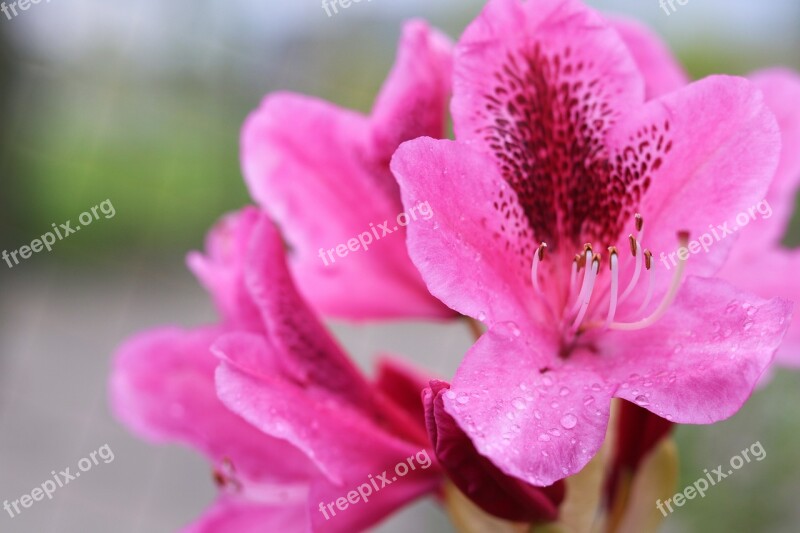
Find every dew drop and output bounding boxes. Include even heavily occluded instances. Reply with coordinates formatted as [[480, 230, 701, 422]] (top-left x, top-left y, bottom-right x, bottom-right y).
[[445, 391, 457, 400], [583, 395, 595, 406], [560, 414, 578, 429], [538, 434, 551, 442], [457, 394, 470, 405], [559, 387, 570, 397], [512, 398, 526, 410], [634, 395, 650, 406]]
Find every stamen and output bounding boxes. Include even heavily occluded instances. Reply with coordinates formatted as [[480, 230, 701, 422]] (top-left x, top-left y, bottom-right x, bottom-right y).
[[610, 235, 688, 331], [569, 255, 579, 296], [570, 246, 594, 314], [634, 249, 655, 315], [618, 234, 642, 303], [603, 247, 619, 329], [531, 242, 547, 293], [572, 255, 599, 331]]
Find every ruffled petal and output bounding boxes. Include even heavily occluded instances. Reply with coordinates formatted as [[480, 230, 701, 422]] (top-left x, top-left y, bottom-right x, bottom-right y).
[[369, 20, 453, 168], [392, 137, 547, 332], [215, 361, 441, 502], [186, 207, 263, 330], [592, 276, 793, 422], [109, 326, 311, 483], [442, 325, 614, 486], [241, 24, 454, 321]]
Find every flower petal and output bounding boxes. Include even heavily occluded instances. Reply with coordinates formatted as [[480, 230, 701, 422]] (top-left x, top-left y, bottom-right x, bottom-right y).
[[452, 0, 643, 148], [717, 249, 800, 367], [215, 361, 441, 509], [424, 380, 564, 522], [610, 17, 688, 100], [593, 276, 793, 423], [182, 497, 307, 533], [392, 137, 547, 331], [752, 68, 800, 235], [186, 207, 263, 330], [442, 325, 614, 486], [369, 20, 453, 166], [243, 216, 383, 411], [109, 326, 310, 483], [241, 23, 453, 321], [608, 75, 781, 278], [374, 356, 434, 430]]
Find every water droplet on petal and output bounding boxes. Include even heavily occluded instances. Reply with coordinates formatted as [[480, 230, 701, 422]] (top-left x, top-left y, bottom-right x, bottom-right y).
[[560, 414, 578, 429], [477, 311, 487, 321], [534, 410, 542, 420], [457, 394, 470, 404], [559, 387, 570, 397], [538, 433, 551, 442], [548, 428, 561, 437], [512, 398, 526, 410], [583, 395, 595, 406], [445, 391, 457, 400], [634, 395, 650, 406]]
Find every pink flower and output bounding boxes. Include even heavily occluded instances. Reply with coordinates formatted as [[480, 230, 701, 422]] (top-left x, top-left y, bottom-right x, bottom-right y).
[[241, 20, 456, 321], [111, 208, 442, 532], [613, 18, 800, 367], [390, 0, 793, 487]]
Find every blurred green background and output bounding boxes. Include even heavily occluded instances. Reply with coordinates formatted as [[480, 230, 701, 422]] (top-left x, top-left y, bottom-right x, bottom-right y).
[[0, 1, 798, 532]]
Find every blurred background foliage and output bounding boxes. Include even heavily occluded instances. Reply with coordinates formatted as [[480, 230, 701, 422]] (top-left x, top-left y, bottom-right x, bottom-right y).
[[0, 0, 799, 531]]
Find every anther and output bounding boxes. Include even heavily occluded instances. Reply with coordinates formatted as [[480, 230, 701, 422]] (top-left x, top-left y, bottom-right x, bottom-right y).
[[610, 232, 689, 331], [635, 213, 644, 232]]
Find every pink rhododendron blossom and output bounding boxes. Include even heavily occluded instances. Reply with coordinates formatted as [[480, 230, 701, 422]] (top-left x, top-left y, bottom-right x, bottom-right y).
[[111, 208, 443, 532], [391, 0, 793, 487], [241, 20, 455, 321]]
